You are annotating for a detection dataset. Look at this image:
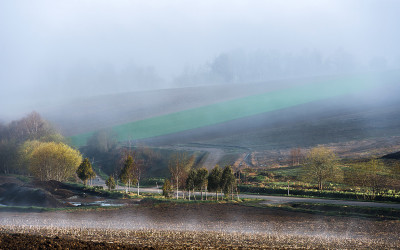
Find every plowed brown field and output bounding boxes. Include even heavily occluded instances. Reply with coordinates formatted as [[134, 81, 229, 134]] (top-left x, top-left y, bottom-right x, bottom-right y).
[[1, 203, 399, 248]]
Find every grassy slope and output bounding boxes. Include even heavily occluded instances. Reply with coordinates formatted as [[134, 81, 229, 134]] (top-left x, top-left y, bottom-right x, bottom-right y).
[[69, 72, 398, 147]]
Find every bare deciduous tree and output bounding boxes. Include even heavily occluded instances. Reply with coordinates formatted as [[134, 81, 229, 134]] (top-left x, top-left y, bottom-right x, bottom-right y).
[[168, 152, 194, 199], [345, 159, 391, 198], [302, 146, 341, 190], [289, 148, 303, 166]]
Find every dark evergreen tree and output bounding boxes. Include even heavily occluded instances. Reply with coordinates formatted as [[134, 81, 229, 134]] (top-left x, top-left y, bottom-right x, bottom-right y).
[[106, 176, 116, 191], [186, 169, 197, 200], [76, 158, 95, 185], [119, 155, 136, 191], [208, 165, 222, 200], [196, 168, 208, 200], [162, 179, 172, 198], [221, 166, 236, 199]]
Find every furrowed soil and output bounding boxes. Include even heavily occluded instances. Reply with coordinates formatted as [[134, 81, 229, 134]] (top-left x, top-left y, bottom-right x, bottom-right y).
[[1, 202, 399, 249]]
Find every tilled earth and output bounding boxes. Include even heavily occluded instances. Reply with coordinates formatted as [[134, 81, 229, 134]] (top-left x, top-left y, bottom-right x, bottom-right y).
[[1, 202, 399, 249]]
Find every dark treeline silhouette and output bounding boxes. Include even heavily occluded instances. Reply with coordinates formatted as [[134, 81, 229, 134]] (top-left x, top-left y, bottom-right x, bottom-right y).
[[173, 49, 369, 87]]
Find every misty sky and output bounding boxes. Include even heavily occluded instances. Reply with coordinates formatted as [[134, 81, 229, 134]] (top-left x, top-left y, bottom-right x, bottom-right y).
[[1, 0, 400, 121]]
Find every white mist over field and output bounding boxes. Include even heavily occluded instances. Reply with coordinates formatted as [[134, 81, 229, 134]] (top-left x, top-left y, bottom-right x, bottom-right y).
[[0, 0, 400, 121]]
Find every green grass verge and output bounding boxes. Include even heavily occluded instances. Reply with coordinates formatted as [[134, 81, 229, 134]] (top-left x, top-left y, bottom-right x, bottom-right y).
[[265, 202, 400, 220], [139, 196, 243, 206], [0, 205, 128, 213], [0, 206, 50, 213], [239, 185, 400, 203], [140, 178, 165, 187], [0, 174, 33, 184]]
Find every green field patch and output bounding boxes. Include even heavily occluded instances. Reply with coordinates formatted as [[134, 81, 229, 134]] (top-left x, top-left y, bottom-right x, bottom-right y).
[[269, 203, 400, 220]]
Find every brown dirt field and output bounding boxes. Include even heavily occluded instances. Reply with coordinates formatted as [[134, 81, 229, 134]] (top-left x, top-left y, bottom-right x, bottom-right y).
[[1, 203, 400, 248], [0, 232, 141, 249]]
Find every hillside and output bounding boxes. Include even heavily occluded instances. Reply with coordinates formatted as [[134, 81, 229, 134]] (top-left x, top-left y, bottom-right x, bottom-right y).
[[63, 71, 399, 147], [43, 76, 323, 136], [38, 71, 400, 167], [139, 80, 400, 167]]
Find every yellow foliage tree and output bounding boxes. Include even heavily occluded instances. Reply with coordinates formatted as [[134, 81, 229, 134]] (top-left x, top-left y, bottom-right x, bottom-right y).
[[303, 146, 341, 190], [27, 141, 82, 181]]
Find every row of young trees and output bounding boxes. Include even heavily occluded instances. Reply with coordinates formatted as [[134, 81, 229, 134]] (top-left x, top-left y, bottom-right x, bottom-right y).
[[166, 152, 237, 200], [104, 150, 148, 194], [208, 165, 237, 200]]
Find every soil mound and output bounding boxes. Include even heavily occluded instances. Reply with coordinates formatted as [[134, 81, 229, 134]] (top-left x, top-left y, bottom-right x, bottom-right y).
[[381, 151, 400, 160], [0, 183, 63, 208], [32, 180, 75, 199]]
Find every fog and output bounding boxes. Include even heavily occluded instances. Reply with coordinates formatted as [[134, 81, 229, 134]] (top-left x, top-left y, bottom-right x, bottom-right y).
[[1, 0, 400, 121]]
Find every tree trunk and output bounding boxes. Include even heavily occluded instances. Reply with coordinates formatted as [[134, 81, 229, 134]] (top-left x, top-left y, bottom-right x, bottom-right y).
[[137, 181, 140, 196], [176, 177, 179, 199], [188, 189, 191, 200]]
